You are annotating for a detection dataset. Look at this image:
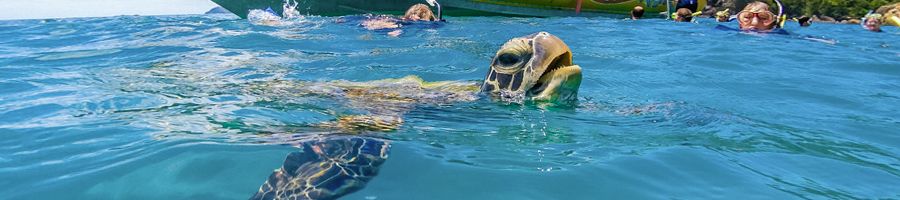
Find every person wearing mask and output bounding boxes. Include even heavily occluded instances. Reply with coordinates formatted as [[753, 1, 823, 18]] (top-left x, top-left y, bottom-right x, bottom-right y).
[[861, 13, 883, 32], [736, 1, 778, 32], [674, 8, 694, 22]]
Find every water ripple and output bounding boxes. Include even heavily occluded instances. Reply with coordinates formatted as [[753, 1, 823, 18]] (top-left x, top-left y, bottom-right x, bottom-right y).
[[1, 14, 898, 199]]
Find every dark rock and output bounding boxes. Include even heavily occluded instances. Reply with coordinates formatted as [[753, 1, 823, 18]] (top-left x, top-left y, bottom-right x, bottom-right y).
[[205, 6, 232, 15], [812, 15, 837, 23], [702, 5, 717, 17], [838, 20, 857, 24], [711, 0, 751, 15], [876, 2, 900, 14]]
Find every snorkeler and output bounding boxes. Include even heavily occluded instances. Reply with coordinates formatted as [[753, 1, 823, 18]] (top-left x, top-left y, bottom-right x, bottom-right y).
[[670, 0, 701, 22], [736, 1, 785, 32], [340, 3, 444, 37], [403, 3, 437, 21], [716, 8, 732, 22], [674, 8, 694, 22], [712, 0, 790, 35], [861, 13, 883, 32], [715, 1, 835, 44], [797, 16, 811, 27], [632, 6, 644, 20]]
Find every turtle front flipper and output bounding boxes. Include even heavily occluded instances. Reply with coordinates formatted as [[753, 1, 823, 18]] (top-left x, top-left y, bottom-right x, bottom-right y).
[[252, 137, 390, 200]]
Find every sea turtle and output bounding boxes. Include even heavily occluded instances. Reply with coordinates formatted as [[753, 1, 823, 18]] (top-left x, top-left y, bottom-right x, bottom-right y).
[[249, 32, 583, 200]]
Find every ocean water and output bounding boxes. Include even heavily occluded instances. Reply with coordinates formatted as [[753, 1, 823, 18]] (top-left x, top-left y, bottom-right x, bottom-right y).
[[1, 14, 899, 199]]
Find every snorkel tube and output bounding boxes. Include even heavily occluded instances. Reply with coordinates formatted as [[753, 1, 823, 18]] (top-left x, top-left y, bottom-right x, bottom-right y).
[[773, 0, 786, 28], [861, 10, 875, 27], [426, 0, 443, 21], [887, 13, 900, 26], [666, 0, 672, 20]]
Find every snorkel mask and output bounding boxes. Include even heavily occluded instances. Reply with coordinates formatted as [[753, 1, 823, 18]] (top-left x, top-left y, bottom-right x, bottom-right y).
[[737, 0, 786, 31]]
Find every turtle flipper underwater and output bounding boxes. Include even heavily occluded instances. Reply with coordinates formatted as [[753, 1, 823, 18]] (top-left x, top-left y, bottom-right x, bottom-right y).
[[251, 136, 389, 200], [252, 32, 583, 200]]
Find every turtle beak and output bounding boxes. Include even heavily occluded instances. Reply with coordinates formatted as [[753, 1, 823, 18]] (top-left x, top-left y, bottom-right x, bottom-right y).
[[481, 32, 582, 103]]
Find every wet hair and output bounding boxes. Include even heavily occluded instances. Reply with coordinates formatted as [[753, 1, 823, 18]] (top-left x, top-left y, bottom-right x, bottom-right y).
[[676, 8, 693, 22], [742, 1, 770, 13], [403, 4, 435, 21], [865, 14, 883, 24], [798, 16, 811, 27], [631, 6, 645, 19]]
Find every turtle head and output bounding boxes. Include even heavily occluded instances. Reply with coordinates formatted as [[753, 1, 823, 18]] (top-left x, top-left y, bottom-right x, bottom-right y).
[[481, 32, 582, 103]]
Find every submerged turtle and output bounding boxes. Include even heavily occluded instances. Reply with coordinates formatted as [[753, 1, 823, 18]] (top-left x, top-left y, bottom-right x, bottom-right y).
[[250, 32, 583, 200]]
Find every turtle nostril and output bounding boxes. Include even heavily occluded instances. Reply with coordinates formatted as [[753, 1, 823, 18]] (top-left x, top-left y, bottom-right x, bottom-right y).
[[496, 53, 519, 66]]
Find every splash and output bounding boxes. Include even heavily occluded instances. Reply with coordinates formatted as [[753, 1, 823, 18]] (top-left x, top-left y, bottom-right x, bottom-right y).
[[282, 0, 301, 20], [247, 0, 304, 26], [247, 9, 283, 26]]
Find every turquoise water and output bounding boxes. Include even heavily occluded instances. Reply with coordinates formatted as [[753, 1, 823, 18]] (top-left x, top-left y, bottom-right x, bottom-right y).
[[1, 14, 899, 199]]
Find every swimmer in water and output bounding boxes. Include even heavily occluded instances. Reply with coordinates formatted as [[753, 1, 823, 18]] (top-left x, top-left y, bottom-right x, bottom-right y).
[[797, 16, 811, 27], [674, 8, 694, 22], [402, 3, 437, 21], [862, 13, 883, 32], [716, 8, 732, 22], [737, 1, 777, 32], [352, 4, 441, 37], [714, 0, 790, 35], [631, 6, 644, 20]]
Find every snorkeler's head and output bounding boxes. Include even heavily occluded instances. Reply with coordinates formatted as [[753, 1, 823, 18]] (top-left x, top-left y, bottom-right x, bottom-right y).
[[632, 6, 645, 19], [675, 8, 693, 22], [863, 14, 883, 32], [402, 4, 436, 21], [798, 16, 811, 27], [716, 8, 731, 22], [737, 1, 776, 31]]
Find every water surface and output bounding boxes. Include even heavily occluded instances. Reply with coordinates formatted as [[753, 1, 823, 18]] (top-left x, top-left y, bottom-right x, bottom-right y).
[[1, 14, 899, 199]]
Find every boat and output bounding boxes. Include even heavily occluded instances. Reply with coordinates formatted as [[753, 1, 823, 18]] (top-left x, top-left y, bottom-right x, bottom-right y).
[[210, 0, 707, 18]]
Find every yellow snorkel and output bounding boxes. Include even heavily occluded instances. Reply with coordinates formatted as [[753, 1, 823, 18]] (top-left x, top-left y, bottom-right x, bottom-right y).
[[670, 11, 702, 19], [773, 0, 786, 28], [886, 13, 900, 27], [716, 8, 730, 17]]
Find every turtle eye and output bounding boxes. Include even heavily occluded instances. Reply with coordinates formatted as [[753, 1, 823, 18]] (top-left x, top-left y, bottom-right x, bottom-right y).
[[496, 53, 520, 66]]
